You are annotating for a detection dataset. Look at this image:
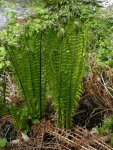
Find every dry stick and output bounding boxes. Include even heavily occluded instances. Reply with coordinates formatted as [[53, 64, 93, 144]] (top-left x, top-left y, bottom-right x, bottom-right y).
[[71, 127, 96, 150], [88, 73, 111, 108], [67, 128, 94, 149], [101, 74, 113, 106], [89, 91, 103, 107], [47, 127, 96, 150], [70, 129, 90, 149], [75, 126, 113, 150], [60, 143, 72, 150], [48, 129, 80, 148], [39, 143, 60, 150], [55, 138, 63, 150], [85, 108, 111, 126], [92, 135, 113, 150]]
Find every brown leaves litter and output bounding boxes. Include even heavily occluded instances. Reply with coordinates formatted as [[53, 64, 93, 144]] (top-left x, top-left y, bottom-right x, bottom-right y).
[[83, 56, 113, 110], [74, 56, 113, 127], [3, 119, 113, 150]]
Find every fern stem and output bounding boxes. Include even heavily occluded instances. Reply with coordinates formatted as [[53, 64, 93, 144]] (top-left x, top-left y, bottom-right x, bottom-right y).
[[39, 32, 42, 118], [58, 36, 63, 127]]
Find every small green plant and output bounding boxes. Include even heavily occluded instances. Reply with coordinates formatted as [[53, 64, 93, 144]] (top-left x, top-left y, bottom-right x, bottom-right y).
[[98, 115, 113, 147], [10, 104, 29, 131], [10, 104, 40, 132], [0, 138, 7, 148], [0, 47, 10, 69]]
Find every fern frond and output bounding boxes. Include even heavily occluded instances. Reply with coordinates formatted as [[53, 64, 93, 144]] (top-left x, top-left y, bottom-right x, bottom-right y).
[[46, 21, 88, 128], [29, 31, 46, 118]]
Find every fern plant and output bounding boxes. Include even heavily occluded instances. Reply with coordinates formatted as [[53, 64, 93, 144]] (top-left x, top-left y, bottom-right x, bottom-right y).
[[1, 4, 90, 128], [3, 18, 89, 129], [45, 20, 89, 128], [4, 27, 47, 129]]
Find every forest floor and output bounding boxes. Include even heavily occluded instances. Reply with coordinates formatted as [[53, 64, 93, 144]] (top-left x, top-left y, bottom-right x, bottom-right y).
[[1, 56, 113, 149]]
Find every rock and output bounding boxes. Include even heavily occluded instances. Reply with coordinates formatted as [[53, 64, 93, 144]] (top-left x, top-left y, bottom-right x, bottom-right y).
[[90, 127, 99, 134], [22, 133, 30, 142], [11, 139, 20, 144]]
